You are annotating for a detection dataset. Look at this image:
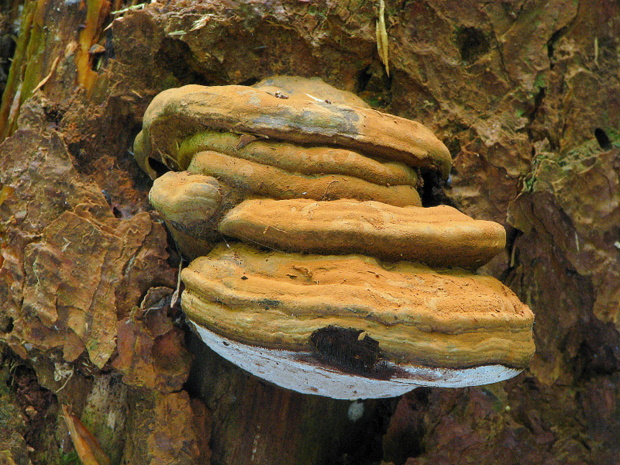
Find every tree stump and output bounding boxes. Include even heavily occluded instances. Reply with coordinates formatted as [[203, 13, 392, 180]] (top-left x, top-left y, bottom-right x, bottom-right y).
[[1, 1, 619, 464]]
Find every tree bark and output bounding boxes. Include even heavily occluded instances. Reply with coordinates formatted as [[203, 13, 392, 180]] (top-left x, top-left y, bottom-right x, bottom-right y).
[[0, 1, 619, 464]]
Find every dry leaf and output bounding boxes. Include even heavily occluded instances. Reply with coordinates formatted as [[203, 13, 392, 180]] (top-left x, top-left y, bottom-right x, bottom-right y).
[[62, 405, 110, 465], [376, 0, 390, 76]]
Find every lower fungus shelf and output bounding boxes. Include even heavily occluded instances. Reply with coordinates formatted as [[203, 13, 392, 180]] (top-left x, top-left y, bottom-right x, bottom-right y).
[[190, 322, 524, 400], [180, 242, 535, 373]]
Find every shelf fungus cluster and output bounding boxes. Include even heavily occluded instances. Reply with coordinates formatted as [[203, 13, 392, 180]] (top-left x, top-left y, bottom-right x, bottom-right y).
[[134, 76, 535, 399]]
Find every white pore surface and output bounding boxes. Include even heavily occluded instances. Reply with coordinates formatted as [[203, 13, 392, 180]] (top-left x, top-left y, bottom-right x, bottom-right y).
[[192, 324, 523, 400]]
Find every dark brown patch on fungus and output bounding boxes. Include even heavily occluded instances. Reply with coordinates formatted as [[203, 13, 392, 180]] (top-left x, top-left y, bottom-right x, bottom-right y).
[[310, 326, 381, 374]]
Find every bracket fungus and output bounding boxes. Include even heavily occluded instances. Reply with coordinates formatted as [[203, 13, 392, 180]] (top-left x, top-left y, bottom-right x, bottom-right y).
[[134, 76, 535, 399]]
